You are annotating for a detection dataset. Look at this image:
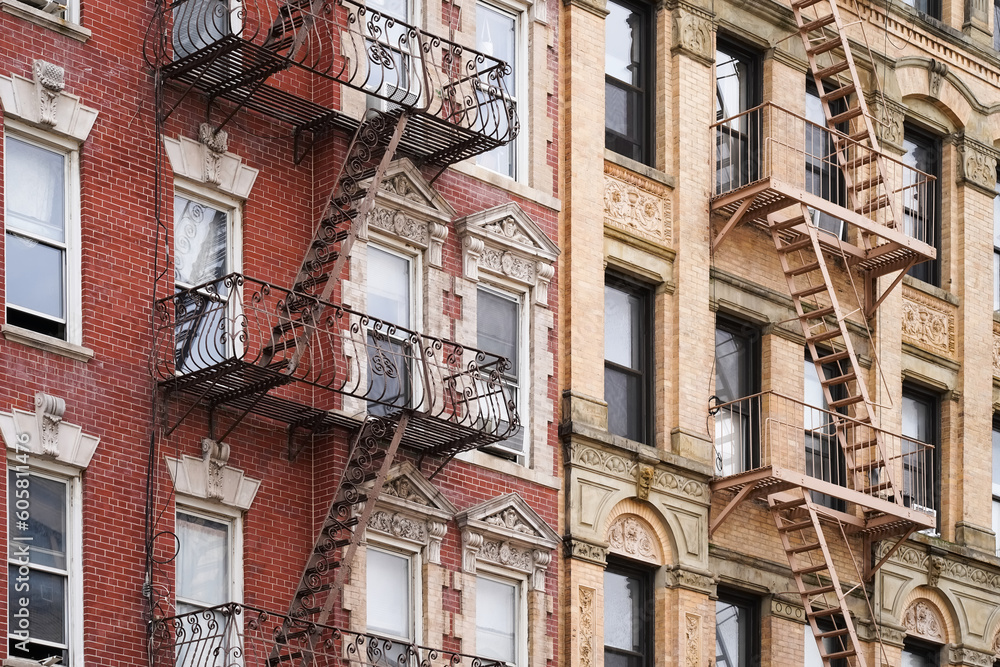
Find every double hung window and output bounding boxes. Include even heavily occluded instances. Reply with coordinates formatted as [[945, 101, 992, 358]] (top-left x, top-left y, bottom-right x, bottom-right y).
[[604, 277, 652, 445], [714, 319, 759, 476], [805, 622, 848, 667], [4, 132, 79, 343], [172, 0, 237, 59], [900, 0, 941, 18], [715, 41, 760, 194], [367, 245, 415, 415], [603, 563, 653, 667], [901, 638, 940, 666], [902, 126, 941, 286], [605, 0, 652, 165], [715, 591, 760, 667], [993, 171, 1000, 311], [367, 546, 417, 664], [476, 575, 520, 666], [476, 2, 520, 178], [477, 287, 525, 456], [364, 0, 417, 107], [901, 386, 939, 526], [993, 419, 1000, 556], [803, 355, 847, 510], [804, 84, 848, 238]]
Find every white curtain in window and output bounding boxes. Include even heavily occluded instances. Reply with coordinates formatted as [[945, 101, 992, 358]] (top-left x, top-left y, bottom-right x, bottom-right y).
[[476, 577, 517, 663], [5, 137, 65, 242], [176, 512, 229, 606], [367, 549, 411, 639]]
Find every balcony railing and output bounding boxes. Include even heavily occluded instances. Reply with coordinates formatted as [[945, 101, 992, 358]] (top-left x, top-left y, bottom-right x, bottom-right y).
[[709, 391, 935, 513], [712, 102, 936, 248], [144, 0, 518, 155], [153, 274, 518, 454], [151, 603, 509, 667]]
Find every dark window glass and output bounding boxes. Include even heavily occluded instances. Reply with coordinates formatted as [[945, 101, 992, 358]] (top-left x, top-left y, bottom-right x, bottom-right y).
[[901, 386, 939, 527], [715, 591, 760, 667], [804, 83, 848, 239], [995, 0, 1000, 51], [715, 40, 761, 194], [901, 0, 941, 18], [714, 319, 760, 476], [605, 0, 652, 165], [994, 170, 1000, 311], [902, 126, 941, 286], [803, 354, 847, 511], [901, 638, 940, 666], [992, 418, 1000, 556], [173, 0, 231, 59], [604, 563, 653, 667], [604, 277, 652, 444], [806, 620, 849, 667], [478, 287, 524, 455]]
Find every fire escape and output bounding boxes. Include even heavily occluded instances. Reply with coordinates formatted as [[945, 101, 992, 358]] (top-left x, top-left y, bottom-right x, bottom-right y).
[[709, 2, 937, 666], [144, 1, 517, 665]]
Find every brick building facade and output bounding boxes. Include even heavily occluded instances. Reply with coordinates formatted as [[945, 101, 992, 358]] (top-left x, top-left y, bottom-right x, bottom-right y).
[[0, 0, 561, 666], [559, 0, 1000, 665]]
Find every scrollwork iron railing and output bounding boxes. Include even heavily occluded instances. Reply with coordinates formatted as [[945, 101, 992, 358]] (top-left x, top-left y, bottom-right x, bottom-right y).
[[143, 0, 518, 146], [152, 273, 518, 440], [151, 603, 510, 667]]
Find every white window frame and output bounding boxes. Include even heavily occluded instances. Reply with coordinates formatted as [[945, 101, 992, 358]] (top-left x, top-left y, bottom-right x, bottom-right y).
[[175, 498, 244, 611], [3, 121, 83, 346], [474, 567, 527, 667], [5, 456, 83, 666], [363, 0, 423, 111], [476, 282, 530, 462], [10, 0, 79, 22], [365, 537, 422, 650], [475, 0, 528, 182]]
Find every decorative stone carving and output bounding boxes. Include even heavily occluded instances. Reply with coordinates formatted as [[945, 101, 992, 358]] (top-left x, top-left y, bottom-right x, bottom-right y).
[[163, 134, 259, 200], [368, 510, 427, 541], [198, 123, 229, 186], [607, 515, 657, 560], [653, 469, 706, 498], [34, 392, 66, 458], [33, 60, 65, 127], [568, 444, 708, 498], [381, 173, 431, 205], [484, 217, 532, 244], [603, 162, 672, 245], [771, 598, 806, 623], [462, 237, 485, 281], [903, 600, 944, 641], [427, 520, 446, 564], [1, 395, 99, 470], [535, 263, 554, 305], [480, 539, 533, 570], [948, 646, 994, 667], [927, 556, 944, 588], [564, 538, 608, 565], [957, 135, 999, 192], [579, 587, 595, 667], [902, 288, 955, 357], [636, 464, 654, 501], [993, 628, 1000, 656], [671, 5, 713, 63], [368, 206, 429, 246], [484, 508, 536, 534], [663, 566, 718, 595], [200, 438, 231, 502], [684, 614, 701, 667], [428, 222, 448, 268], [928, 60, 948, 99], [867, 94, 905, 149], [383, 476, 430, 505], [462, 531, 484, 572]]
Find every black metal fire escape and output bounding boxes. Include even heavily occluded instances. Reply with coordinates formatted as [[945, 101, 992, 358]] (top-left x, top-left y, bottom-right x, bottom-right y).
[[145, 1, 520, 665]]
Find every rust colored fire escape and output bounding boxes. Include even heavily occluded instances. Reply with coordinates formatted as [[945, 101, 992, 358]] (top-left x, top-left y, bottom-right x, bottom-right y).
[[145, 1, 518, 665], [710, 2, 937, 666]]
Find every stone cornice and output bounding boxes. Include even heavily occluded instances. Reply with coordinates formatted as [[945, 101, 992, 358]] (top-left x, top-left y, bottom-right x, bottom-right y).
[[564, 537, 608, 566], [0, 393, 99, 470], [565, 440, 710, 502], [0, 61, 98, 142]]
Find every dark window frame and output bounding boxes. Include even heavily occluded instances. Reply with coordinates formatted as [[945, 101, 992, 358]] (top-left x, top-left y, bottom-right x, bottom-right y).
[[901, 636, 941, 666], [603, 559, 655, 667], [604, 274, 654, 445], [713, 316, 762, 476], [604, 0, 654, 166], [901, 383, 941, 532], [993, 167, 1000, 311], [715, 589, 761, 667], [803, 351, 847, 512], [714, 37, 763, 194], [904, 0, 942, 19], [992, 415, 1000, 556], [804, 80, 849, 240], [902, 123, 942, 286], [995, 0, 1000, 51]]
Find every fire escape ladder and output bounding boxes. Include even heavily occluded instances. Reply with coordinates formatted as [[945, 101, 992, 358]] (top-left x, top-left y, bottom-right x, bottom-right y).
[[271, 413, 410, 667], [769, 495, 867, 667], [768, 204, 898, 501], [792, 0, 901, 248], [260, 109, 410, 371]]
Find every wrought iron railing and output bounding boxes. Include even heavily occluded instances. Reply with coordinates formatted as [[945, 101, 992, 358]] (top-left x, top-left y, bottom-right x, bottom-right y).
[[153, 274, 518, 439], [709, 391, 936, 513], [144, 0, 518, 143], [712, 102, 936, 248], [151, 603, 509, 667]]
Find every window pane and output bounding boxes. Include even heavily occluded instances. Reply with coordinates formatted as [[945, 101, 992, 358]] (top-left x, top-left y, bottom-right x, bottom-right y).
[[603, 571, 641, 652], [5, 137, 66, 243], [9, 473, 67, 570], [6, 233, 65, 321], [715, 48, 749, 121], [367, 549, 411, 639], [172, 0, 231, 58], [8, 566, 65, 644], [715, 328, 750, 403], [368, 246, 411, 326], [605, 1, 641, 85], [715, 600, 749, 667], [606, 366, 642, 441], [174, 196, 229, 287], [177, 512, 229, 606], [478, 288, 519, 378], [605, 284, 640, 369], [476, 577, 517, 663], [993, 423, 1000, 495]]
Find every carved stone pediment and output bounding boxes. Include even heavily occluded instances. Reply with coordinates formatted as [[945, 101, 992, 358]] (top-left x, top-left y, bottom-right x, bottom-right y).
[[0, 393, 99, 470], [163, 131, 260, 200], [365, 462, 456, 563], [455, 203, 559, 304], [165, 443, 261, 511], [0, 62, 99, 142], [903, 599, 945, 642], [456, 492, 559, 590]]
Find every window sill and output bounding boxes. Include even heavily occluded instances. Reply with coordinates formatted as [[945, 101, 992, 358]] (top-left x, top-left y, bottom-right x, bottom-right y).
[[458, 449, 560, 489], [3, 324, 93, 362], [0, 1, 90, 42], [450, 162, 561, 212], [604, 150, 675, 189], [902, 275, 959, 307]]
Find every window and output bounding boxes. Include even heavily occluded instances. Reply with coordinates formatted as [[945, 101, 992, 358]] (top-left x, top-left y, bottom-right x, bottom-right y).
[[993, 170, 1000, 311], [902, 125, 941, 286], [714, 318, 760, 476], [603, 562, 653, 667], [992, 418, 1000, 556], [995, 0, 1000, 51], [7, 469, 78, 665], [173, 0, 237, 59], [4, 132, 80, 343], [901, 386, 939, 528], [715, 40, 761, 194], [901, 638, 940, 666], [900, 0, 941, 18], [367, 546, 416, 663], [476, 575, 520, 666], [367, 245, 415, 415], [805, 622, 848, 667], [364, 0, 417, 107], [715, 591, 760, 667], [15, 0, 78, 22], [476, 2, 521, 178], [478, 286, 526, 457], [804, 354, 847, 510], [604, 276, 652, 444], [605, 0, 652, 165], [173, 193, 237, 373], [804, 83, 848, 239]]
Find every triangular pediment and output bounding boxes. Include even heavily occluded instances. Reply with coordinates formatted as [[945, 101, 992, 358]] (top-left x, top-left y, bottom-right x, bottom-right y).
[[455, 202, 559, 262], [373, 159, 456, 221], [456, 492, 559, 547], [373, 461, 457, 519]]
